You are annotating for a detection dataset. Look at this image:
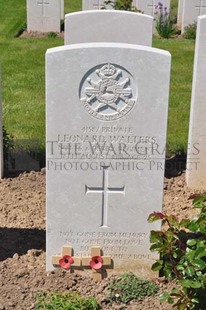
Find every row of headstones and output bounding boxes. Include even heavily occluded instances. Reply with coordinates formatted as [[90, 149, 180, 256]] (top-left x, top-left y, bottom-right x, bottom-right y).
[[178, 0, 206, 33], [46, 11, 206, 277], [83, 0, 170, 16], [26, 0, 206, 34], [27, 0, 172, 33]]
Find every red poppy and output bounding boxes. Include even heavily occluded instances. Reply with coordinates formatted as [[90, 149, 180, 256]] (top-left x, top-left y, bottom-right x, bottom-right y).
[[59, 255, 74, 270], [89, 256, 103, 270]]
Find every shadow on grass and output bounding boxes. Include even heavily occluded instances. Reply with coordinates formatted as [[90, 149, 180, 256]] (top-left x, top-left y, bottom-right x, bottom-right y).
[[0, 227, 45, 261], [165, 154, 186, 178], [4, 138, 45, 178]]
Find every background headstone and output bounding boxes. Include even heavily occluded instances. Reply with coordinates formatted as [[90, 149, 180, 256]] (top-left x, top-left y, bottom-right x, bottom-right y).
[[61, 0, 64, 19], [64, 11, 153, 46], [177, 0, 184, 27], [27, 0, 61, 32], [82, 0, 114, 10], [182, 0, 206, 33], [46, 42, 171, 277], [0, 66, 3, 179], [186, 15, 206, 189], [133, 0, 171, 17]]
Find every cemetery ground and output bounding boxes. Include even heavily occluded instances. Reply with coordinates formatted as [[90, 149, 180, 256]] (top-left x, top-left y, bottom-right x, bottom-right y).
[[0, 169, 201, 310]]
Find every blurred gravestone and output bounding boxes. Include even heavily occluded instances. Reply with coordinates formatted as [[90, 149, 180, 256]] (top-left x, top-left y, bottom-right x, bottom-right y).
[[82, 0, 114, 10], [182, 0, 206, 33], [186, 16, 206, 189], [177, 0, 184, 27], [27, 0, 61, 32], [61, 0, 64, 19], [133, 0, 171, 17]]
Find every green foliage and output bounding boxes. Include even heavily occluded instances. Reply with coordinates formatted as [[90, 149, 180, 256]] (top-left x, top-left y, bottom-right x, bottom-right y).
[[106, 273, 159, 304], [154, 2, 177, 38], [104, 0, 142, 12], [148, 194, 206, 309], [47, 32, 57, 38], [35, 291, 100, 310], [2, 126, 13, 161], [183, 22, 197, 40]]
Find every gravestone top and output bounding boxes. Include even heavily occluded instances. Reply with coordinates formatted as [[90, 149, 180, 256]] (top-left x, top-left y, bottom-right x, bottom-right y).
[[46, 42, 171, 278], [64, 10, 153, 46]]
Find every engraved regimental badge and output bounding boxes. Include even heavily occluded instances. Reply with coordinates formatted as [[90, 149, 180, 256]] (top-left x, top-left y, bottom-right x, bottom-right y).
[[80, 63, 137, 121]]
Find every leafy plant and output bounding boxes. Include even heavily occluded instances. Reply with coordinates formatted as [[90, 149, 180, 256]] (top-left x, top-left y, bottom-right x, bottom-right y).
[[154, 2, 177, 38], [104, 0, 142, 12], [47, 32, 57, 38], [35, 291, 100, 310], [148, 193, 206, 309], [106, 273, 159, 304], [183, 22, 197, 40]]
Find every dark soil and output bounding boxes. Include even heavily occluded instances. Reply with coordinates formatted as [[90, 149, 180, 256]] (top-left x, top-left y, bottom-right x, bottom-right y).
[[0, 170, 202, 309]]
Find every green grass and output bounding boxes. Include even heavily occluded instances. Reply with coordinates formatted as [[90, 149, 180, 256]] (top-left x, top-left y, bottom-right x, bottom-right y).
[[0, 0, 81, 142], [0, 0, 196, 155], [36, 291, 100, 310], [0, 0, 26, 38], [153, 39, 195, 154]]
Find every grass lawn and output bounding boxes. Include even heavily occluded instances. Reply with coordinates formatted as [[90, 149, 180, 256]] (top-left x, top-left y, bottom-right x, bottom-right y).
[[0, 0, 195, 155]]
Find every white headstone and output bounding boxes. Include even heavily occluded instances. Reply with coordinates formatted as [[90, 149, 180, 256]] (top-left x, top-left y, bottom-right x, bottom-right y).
[[27, 0, 61, 32], [61, 0, 64, 19], [64, 11, 153, 46], [82, 0, 114, 10], [46, 42, 171, 277], [182, 0, 206, 33], [0, 66, 3, 179], [133, 0, 171, 17], [186, 15, 206, 189], [177, 0, 184, 27]]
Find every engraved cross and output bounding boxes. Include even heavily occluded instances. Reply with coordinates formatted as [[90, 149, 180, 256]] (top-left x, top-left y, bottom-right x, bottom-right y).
[[85, 166, 125, 228], [195, 0, 206, 15], [147, 0, 156, 16], [37, 0, 50, 17]]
